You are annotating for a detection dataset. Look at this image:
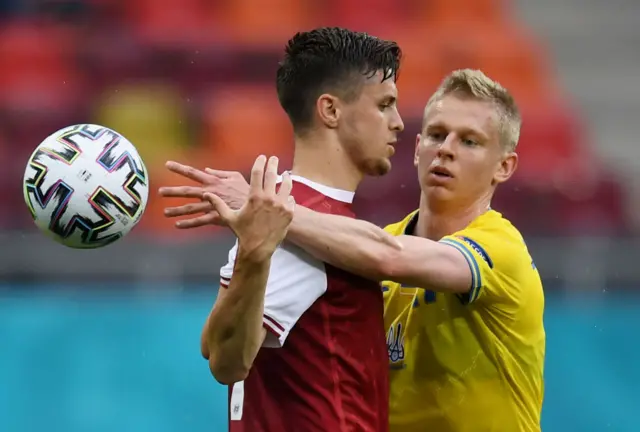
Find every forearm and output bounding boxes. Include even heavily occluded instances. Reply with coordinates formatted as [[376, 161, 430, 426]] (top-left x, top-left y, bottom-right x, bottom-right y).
[[287, 206, 472, 292], [206, 249, 268, 384], [287, 206, 401, 281]]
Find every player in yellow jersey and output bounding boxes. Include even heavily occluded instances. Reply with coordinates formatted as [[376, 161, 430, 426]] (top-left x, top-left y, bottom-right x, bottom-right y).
[[382, 209, 544, 431], [162, 68, 545, 431]]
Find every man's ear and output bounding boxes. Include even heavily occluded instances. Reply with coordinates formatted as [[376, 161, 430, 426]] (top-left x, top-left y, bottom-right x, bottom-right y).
[[316, 94, 340, 129], [493, 152, 518, 185]]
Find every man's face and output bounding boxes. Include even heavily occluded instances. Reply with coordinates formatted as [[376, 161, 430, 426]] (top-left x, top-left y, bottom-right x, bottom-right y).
[[336, 71, 404, 177], [415, 93, 517, 207]]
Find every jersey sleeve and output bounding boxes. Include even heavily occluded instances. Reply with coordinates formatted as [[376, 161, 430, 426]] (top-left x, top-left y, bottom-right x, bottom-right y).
[[220, 240, 328, 348], [439, 226, 529, 306]]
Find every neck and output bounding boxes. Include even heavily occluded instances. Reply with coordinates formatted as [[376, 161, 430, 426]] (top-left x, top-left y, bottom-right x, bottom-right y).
[[289, 132, 363, 192], [415, 192, 492, 241]]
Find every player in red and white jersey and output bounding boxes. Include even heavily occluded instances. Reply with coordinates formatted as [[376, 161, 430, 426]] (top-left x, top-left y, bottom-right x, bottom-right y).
[[218, 170, 388, 432], [160, 27, 404, 431]]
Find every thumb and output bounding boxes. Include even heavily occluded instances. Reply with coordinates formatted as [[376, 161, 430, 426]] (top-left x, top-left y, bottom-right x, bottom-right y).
[[202, 193, 234, 221]]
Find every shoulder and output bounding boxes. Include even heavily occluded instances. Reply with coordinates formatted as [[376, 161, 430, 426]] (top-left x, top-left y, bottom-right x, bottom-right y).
[[220, 238, 326, 282], [447, 210, 532, 275], [443, 211, 540, 306], [384, 210, 419, 236]]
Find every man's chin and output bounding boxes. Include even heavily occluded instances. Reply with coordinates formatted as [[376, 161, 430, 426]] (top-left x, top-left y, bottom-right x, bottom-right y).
[[423, 184, 456, 202], [368, 159, 392, 177]]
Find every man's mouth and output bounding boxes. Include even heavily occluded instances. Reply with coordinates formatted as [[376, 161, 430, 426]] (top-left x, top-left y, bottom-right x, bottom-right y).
[[429, 166, 453, 178]]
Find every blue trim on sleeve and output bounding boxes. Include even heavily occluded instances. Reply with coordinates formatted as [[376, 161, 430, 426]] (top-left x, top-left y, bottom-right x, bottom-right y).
[[440, 238, 483, 304], [458, 236, 493, 269]]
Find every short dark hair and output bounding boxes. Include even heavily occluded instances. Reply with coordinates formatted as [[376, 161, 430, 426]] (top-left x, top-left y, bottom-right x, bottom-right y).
[[276, 27, 402, 132]]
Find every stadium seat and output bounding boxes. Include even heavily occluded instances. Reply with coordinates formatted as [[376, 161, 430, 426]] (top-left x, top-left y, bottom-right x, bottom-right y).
[[431, 25, 555, 105], [329, 0, 409, 31], [415, 0, 507, 26], [0, 21, 84, 114], [471, 27, 554, 107], [0, 131, 10, 228], [393, 24, 552, 112], [391, 32, 456, 114], [125, 0, 216, 48], [516, 102, 595, 191], [141, 160, 225, 237], [200, 84, 293, 173], [214, 0, 314, 49]]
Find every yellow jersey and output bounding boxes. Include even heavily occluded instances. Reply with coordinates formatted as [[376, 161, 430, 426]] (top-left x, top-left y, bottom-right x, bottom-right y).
[[383, 209, 545, 432]]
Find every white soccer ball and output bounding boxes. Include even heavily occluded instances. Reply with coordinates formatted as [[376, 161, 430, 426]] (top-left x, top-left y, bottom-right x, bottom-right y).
[[23, 124, 149, 249]]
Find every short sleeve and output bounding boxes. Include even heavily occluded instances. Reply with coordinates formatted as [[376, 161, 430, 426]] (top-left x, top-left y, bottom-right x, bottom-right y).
[[220, 240, 328, 348], [439, 227, 529, 305]]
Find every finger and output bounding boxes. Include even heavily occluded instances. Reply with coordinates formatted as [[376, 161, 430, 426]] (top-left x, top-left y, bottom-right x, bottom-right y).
[[175, 214, 220, 229], [164, 201, 212, 217], [263, 156, 279, 195], [165, 161, 210, 183], [278, 171, 293, 198], [286, 195, 296, 211], [202, 192, 234, 220], [249, 155, 267, 194], [158, 186, 205, 198], [204, 168, 232, 178]]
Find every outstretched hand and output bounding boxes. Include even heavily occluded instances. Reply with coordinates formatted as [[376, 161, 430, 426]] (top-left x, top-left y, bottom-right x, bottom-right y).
[[159, 161, 250, 228]]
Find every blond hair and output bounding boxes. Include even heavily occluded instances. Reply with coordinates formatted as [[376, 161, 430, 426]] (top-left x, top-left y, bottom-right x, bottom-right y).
[[425, 69, 521, 151]]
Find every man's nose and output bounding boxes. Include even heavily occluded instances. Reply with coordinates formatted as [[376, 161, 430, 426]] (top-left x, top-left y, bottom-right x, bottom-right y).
[[437, 134, 456, 158], [391, 111, 404, 132]]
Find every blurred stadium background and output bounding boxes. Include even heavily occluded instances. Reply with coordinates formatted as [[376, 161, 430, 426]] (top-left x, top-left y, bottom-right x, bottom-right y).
[[1, 0, 639, 431]]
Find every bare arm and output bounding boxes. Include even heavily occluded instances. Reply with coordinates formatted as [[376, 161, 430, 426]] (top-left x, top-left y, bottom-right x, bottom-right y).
[[159, 160, 469, 292], [287, 206, 472, 293], [195, 155, 294, 384], [201, 249, 268, 385]]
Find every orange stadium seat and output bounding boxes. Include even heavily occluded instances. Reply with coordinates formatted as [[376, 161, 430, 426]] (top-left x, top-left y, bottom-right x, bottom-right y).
[[200, 84, 293, 173], [330, 0, 409, 31], [142, 158, 226, 237], [392, 24, 552, 112], [215, 0, 314, 48], [472, 27, 554, 107], [392, 34, 456, 114], [0, 21, 83, 114]]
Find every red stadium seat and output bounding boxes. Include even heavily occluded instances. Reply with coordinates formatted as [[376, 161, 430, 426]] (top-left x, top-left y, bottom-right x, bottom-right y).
[[125, 0, 216, 48], [415, 0, 507, 26], [0, 21, 83, 114], [516, 102, 595, 190]]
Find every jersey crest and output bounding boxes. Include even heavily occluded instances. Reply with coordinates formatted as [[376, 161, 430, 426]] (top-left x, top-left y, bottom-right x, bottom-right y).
[[387, 322, 405, 369]]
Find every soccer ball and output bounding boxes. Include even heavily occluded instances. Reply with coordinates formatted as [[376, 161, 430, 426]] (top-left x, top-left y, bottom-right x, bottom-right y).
[[23, 124, 149, 249]]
